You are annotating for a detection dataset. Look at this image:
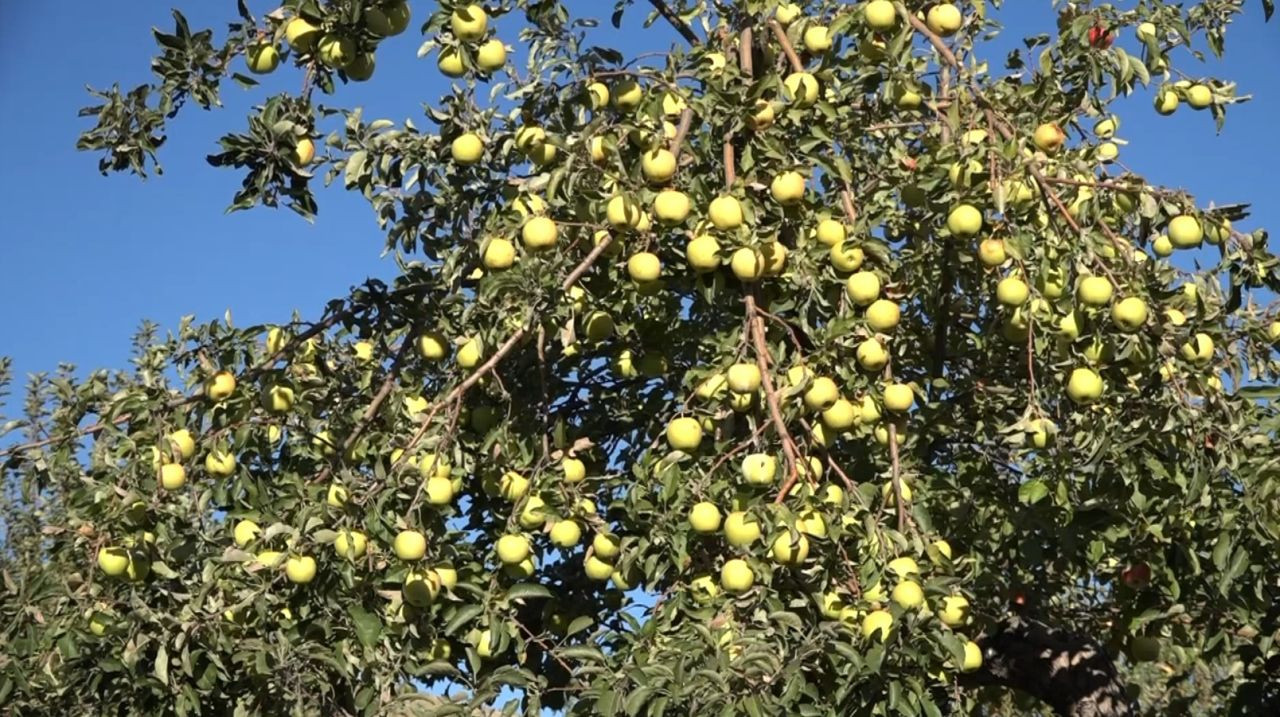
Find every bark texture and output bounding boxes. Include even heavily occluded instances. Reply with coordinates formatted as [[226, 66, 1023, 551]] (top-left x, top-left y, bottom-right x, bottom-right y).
[[969, 616, 1137, 717]]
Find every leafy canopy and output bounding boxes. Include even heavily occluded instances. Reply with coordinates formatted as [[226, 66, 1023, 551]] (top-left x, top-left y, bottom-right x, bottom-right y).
[[4, 1, 1280, 716]]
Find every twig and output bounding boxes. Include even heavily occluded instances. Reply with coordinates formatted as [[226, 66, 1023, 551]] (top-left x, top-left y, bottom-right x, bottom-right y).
[[767, 20, 805, 73], [741, 294, 801, 505], [670, 108, 694, 161], [645, 0, 700, 45], [883, 361, 906, 532], [898, 2, 960, 68]]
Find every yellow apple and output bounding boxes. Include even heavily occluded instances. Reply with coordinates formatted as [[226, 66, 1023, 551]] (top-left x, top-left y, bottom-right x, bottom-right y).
[[654, 189, 690, 225], [822, 398, 859, 430], [246, 44, 280, 74], [770, 531, 810, 565], [947, 204, 983, 237], [802, 377, 838, 412], [961, 640, 983, 671], [740, 453, 778, 485], [775, 3, 802, 25], [722, 512, 761, 547], [285, 555, 317, 583], [317, 34, 355, 68], [206, 370, 236, 400], [720, 559, 754, 594], [451, 4, 488, 40], [803, 26, 832, 53], [729, 247, 763, 281], [709, 195, 744, 230], [584, 311, 614, 342], [205, 450, 236, 477], [1186, 84, 1213, 109], [425, 476, 455, 505], [996, 277, 1030, 307], [627, 252, 661, 283], [98, 547, 131, 576], [831, 242, 865, 272], [883, 383, 914, 412], [334, 529, 368, 559], [438, 48, 466, 77], [482, 237, 516, 270], [1168, 215, 1203, 248], [326, 483, 348, 508], [865, 0, 898, 30], [457, 337, 484, 368], [365, 1, 410, 36], [345, 52, 375, 81], [476, 38, 506, 72], [888, 556, 920, 577], [587, 81, 609, 109], [1111, 297, 1149, 332], [1152, 235, 1174, 257], [521, 216, 558, 250], [394, 530, 427, 561], [1066, 367, 1104, 404], [978, 238, 1007, 267], [939, 595, 970, 626], [686, 235, 721, 272], [856, 338, 888, 371], [495, 534, 531, 565], [689, 502, 722, 533], [1032, 123, 1066, 153], [666, 416, 703, 451], [892, 580, 925, 609], [846, 271, 881, 306], [612, 80, 644, 111], [560, 457, 586, 483], [285, 17, 320, 52], [1077, 275, 1113, 306], [926, 3, 963, 36], [1154, 87, 1179, 115], [606, 194, 643, 229], [549, 519, 582, 548], [784, 72, 820, 107], [1181, 333, 1214, 365], [748, 99, 775, 131], [641, 148, 676, 184], [862, 610, 894, 642], [451, 133, 484, 164], [770, 171, 807, 205], [724, 363, 760, 394]]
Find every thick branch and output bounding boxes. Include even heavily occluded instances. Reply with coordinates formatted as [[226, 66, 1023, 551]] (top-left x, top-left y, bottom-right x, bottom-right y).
[[767, 20, 805, 72], [743, 294, 801, 504], [969, 616, 1136, 717]]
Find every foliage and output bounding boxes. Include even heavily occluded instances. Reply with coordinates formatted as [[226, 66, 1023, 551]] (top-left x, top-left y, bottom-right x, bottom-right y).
[[4, 1, 1280, 715]]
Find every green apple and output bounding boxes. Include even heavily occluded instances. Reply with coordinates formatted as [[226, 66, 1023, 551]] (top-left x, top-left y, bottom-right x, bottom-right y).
[[892, 580, 925, 609], [666, 417, 703, 451], [1066, 367, 1104, 404], [720, 559, 755, 594], [285, 555, 316, 583], [689, 502, 722, 533], [394, 530, 427, 561], [451, 4, 489, 41]]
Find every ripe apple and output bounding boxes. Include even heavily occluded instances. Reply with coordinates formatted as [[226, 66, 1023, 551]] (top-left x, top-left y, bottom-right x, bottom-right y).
[[549, 520, 582, 548], [892, 580, 925, 609], [345, 52, 375, 81], [451, 132, 485, 165], [1032, 123, 1066, 153], [98, 546, 131, 576], [748, 99, 775, 130], [722, 512, 761, 548], [813, 218, 846, 247], [977, 239, 1006, 267], [883, 383, 914, 413], [1111, 297, 1149, 332], [205, 450, 236, 477], [365, 1, 411, 36], [476, 38, 506, 72], [846, 271, 882, 306], [771, 171, 807, 205], [605, 194, 643, 229], [741, 453, 777, 485], [156, 462, 184, 490], [689, 502, 722, 533], [1121, 562, 1151, 589], [1180, 332, 1214, 365], [961, 641, 983, 672], [425, 476, 455, 505], [1066, 367, 1104, 404], [939, 595, 970, 626], [1096, 142, 1118, 163], [804, 376, 840, 411], [1136, 21, 1157, 41], [888, 556, 920, 577], [246, 44, 280, 74], [496, 534, 531, 565], [353, 340, 375, 364], [865, 0, 897, 30], [641, 148, 676, 184], [592, 532, 620, 560], [1154, 87, 1179, 115], [947, 204, 983, 237], [822, 398, 859, 430], [394, 530, 427, 561], [1152, 235, 1173, 257], [558, 457, 586, 484], [232, 519, 261, 548], [1028, 418, 1056, 448], [856, 338, 888, 371], [584, 311, 614, 342], [661, 91, 687, 116], [521, 217, 558, 252], [654, 190, 690, 226], [783, 72, 820, 107], [1077, 275, 1114, 306], [438, 48, 466, 77], [334, 530, 368, 559], [996, 277, 1030, 307], [686, 235, 721, 272], [690, 574, 721, 603], [206, 370, 236, 400], [285, 17, 320, 52], [285, 555, 317, 584], [926, 3, 963, 36], [720, 559, 755, 594], [730, 248, 764, 281], [708, 195, 744, 230], [1186, 84, 1213, 109], [612, 80, 644, 111], [770, 531, 810, 565], [666, 416, 703, 451], [862, 610, 894, 642], [317, 34, 355, 68], [451, 4, 488, 40], [831, 242, 865, 272], [626, 252, 661, 283], [457, 337, 484, 368], [803, 26, 832, 53], [482, 237, 516, 270], [416, 332, 447, 361], [326, 483, 348, 508], [584, 555, 614, 580], [725, 363, 760, 394], [1168, 215, 1203, 248], [775, 3, 802, 25]]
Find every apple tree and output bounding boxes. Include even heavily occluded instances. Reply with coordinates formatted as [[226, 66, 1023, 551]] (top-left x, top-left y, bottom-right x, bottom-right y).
[[3, 1, 1280, 715]]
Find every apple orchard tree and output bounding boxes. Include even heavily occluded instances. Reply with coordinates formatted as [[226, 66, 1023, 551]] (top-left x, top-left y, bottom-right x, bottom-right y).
[[3, 0, 1280, 715]]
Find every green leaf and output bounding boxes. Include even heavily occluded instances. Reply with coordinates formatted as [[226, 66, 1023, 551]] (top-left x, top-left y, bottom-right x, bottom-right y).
[[504, 582, 552, 601], [1018, 479, 1049, 504], [348, 605, 381, 649], [154, 643, 169, 685]]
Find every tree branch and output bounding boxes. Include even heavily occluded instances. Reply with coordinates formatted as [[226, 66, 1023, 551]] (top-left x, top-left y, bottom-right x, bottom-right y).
[[898, 2, 960, 68], [767, 20, 804, 73], [646, 0, 699, 45]]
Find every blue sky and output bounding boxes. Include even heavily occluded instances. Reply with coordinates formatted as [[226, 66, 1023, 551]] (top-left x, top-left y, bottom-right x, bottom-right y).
[[0, 1, 1277, 422]]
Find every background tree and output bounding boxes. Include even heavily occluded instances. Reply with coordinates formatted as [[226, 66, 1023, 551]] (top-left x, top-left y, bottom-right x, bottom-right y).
[[2, 1, 1279, 716]]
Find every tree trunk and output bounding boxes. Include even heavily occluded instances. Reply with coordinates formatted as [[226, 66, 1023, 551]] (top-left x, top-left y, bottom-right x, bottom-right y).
[[967, 615, 1137, 717]]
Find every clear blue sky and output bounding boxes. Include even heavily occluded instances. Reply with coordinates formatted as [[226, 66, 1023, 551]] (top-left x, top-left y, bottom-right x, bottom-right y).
[[1, 2, 1277, 421]]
